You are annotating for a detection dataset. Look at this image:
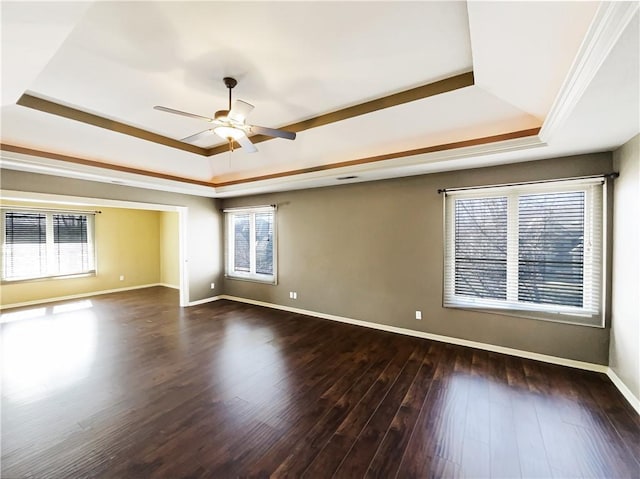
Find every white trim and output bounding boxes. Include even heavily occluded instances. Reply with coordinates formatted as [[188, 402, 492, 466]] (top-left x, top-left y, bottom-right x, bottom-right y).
[[214, 135, 547, 197], [540, 2, 640, 142], [218, 295, 607, 373], [0, 283, 168, 312], [0, 189, 185, 212], [224, 207, 277, 284], [0, 154, 217, 198], [187, 295, 222, 307], [606, 368, 640, 415], [223, 205, 276, 213], [443, 183, 604, 327], [2, 134, 545, 200], [159, 283, 180, 290], [177, 207, 189, 307]]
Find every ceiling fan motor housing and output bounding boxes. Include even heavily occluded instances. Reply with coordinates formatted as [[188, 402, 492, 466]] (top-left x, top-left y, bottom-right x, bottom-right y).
[[223, 77, 237, 89]]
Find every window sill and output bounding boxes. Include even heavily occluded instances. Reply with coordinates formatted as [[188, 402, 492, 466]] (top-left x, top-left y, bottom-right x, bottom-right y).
[[225, 274, 277, 285], [2, 272, 97, 285], [443, 304, 605, 328]]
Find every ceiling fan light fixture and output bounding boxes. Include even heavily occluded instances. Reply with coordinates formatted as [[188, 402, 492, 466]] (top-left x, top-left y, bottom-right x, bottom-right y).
[[155, 77, 295, 153], [214, 126, 245, 140]]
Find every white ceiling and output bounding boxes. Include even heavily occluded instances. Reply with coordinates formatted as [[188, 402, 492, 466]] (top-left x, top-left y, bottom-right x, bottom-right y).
[[1, 1, 638, 198]]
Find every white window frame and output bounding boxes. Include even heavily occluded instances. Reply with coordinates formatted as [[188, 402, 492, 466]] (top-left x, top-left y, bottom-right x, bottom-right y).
[[443, 178, 606, 327], [1, 209, 96, 282], [224, 205, 277, 284]]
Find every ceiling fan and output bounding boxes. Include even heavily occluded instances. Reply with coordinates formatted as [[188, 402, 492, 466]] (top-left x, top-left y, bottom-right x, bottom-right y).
[[154, 77, 296, 153]]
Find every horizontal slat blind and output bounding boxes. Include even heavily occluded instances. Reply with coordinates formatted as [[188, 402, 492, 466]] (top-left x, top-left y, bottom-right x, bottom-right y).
[[517, 192, 585, 307], [233, 214, 251, 273], [53, 214, 93, 276], [4, 212, 46, 244], [255, 211, 274, 276], [225, 206, 276, 284], [454, 197, 507, 300], [3, 213, 47, 280], [443, 179, 604, 326], [2, 210, 95, 281]]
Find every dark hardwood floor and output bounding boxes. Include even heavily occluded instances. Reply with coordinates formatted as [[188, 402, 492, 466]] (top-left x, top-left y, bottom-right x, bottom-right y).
[[1, 286, 638, 478]]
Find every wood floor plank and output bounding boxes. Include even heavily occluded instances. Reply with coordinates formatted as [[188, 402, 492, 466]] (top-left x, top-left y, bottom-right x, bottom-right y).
[[332, 345, 425, 478], [301, 337, 418, 478], [394, 343, 457, 478], [364, 342, 438, 479], [270, 348, 391, 477], [1, 287, 638, 479]]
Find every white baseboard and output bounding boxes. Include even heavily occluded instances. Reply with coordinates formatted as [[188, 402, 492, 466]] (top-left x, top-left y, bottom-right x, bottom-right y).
[[187, 295, 222, 306], [219, 295, 607, 372], [218, 295, 639, 413], [0, 283, 172, 312], [606, 368, 640, 415], [159, 283, 180, 290]]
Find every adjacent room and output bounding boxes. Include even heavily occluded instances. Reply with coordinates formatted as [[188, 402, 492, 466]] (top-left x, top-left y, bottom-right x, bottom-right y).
[[1, 2, 638, 478]]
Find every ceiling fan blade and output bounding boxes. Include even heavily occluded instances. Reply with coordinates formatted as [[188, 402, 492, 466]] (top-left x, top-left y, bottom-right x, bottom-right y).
[[235, 134, 258, 153], [154, 106, 213, 122], [249, 125, 296, 140], [228, 100, 254, 123], [181, 129, 214, 143]]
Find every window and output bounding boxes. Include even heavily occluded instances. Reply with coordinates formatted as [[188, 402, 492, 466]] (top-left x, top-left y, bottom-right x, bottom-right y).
[[225, 206, 276, 283], [2, 210, 96, 281], [443, 178, 605, 326]]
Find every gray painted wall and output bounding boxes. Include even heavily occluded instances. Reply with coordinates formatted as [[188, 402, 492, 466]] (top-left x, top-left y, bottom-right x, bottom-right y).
[[223, 153, 613, 365], [610, 134, 640, 398], [0, 170, 223, 302]]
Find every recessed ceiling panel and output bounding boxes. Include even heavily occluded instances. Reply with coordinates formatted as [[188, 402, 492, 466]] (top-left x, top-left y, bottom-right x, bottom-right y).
[[27, 1, 473, 138]]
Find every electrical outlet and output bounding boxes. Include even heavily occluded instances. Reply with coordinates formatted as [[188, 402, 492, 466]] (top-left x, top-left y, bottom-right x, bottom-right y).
[[289, 291, 298, 299], [210, 283, 215, 289], [415, 310, 422, 320], [119, 275, 125, 281]]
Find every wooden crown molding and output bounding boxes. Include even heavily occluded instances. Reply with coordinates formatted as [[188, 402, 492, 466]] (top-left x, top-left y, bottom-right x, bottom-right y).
[[1, 126, 541, 191], [0, 144, 214, 187], [208, 71, 475, 155], [212, 127, 541, 187], [16, 72, 475, 157], [16, 95, 209, 156]]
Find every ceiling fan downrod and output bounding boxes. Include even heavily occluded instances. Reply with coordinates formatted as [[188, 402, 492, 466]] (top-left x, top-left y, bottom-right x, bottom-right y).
[[223, 77, 237, 111]]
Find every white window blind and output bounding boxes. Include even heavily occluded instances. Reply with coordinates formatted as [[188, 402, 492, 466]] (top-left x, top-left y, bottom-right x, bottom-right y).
[[2, 210, 96, 281], [443, 178, 604, 326], [225, 206, 276, 283]]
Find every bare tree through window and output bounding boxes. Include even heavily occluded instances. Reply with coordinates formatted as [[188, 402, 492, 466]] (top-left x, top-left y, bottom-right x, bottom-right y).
[[454, 197, 507, 300]]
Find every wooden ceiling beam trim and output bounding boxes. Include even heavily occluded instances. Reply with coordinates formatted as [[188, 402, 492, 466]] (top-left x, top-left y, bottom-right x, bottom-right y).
[[1, 127, 540, 191], [14, 72, 474, 158], [0, 143, 215, 187], [16, 94, 209, 156], [206, 71, 475, 156], [213, 127, 541, 187]]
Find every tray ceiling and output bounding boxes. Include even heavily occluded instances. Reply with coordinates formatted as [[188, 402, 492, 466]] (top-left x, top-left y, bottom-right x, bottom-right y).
[[1, 1, 638, 197]]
